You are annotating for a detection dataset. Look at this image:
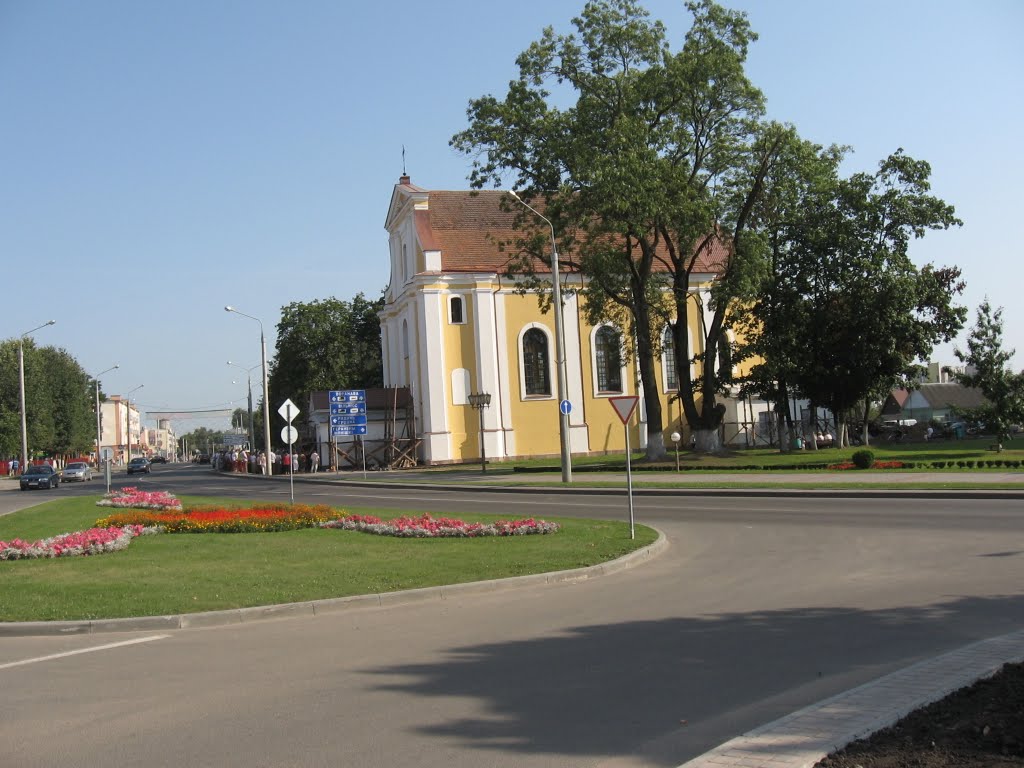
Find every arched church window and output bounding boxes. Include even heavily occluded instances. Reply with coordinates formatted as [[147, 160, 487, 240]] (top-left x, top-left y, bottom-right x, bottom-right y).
[[595, 326, 623, 393], [523, 328, 551, 396]]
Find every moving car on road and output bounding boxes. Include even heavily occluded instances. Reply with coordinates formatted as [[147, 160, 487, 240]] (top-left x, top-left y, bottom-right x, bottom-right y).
[[19, 464, 61, 490], [148, 455, 167, 464], [127, 457, 151, 475], [61, 462, 94, 482]]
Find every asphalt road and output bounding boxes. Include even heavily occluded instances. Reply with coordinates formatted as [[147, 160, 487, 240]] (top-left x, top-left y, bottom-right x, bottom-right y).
[[1, 465, 1022, 767]]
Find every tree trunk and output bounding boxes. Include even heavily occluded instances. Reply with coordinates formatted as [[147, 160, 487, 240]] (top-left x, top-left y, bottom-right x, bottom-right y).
[[631, 278, 667, 463], [693, 427, 723, 454]]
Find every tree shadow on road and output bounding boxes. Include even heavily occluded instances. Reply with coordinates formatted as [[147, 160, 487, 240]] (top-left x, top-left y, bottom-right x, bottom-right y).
[[362, 594, 1024, 766]]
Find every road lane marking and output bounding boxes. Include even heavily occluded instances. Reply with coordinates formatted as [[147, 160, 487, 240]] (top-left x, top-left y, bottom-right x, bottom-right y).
[[0, 635, 170, 671]]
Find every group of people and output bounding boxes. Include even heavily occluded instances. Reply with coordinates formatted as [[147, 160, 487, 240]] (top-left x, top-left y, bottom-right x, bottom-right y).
[[210, 448, 322, 475]]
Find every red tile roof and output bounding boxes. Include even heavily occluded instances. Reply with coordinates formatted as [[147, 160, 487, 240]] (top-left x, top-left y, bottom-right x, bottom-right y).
[[406, 188, 729, 276]]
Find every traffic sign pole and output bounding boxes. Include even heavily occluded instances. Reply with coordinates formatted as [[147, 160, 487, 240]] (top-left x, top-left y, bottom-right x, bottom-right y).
[[609, 396, 640, 540], [287, 403, 294, 504]]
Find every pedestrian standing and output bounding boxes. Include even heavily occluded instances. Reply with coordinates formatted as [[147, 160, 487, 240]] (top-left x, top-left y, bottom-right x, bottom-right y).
[[310, 450, 320, 474], [282, 451, 291, 473]]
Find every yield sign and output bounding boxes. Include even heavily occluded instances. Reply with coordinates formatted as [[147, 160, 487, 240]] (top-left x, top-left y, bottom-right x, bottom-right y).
[[278, 398, 301, 423], [609, 395, 639, 424]]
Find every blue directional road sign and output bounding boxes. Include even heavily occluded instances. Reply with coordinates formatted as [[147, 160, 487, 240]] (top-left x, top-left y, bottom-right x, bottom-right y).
[[560, 399, 572, 415], [331, 425, 367, 436], [330, 401, 366, 416], [330, 414, 367, 427], [329, 389, 366, 404]]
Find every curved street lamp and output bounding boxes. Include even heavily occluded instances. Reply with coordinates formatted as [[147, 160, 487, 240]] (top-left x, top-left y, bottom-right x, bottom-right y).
[[91, 364, 119, 467], [18, 320, 56, 473], [225, 306, 273, 473], [507, 190, 572, 483]]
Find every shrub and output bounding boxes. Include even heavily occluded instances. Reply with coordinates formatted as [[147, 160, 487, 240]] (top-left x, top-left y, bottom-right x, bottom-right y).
[[851, 449, 875, 469]]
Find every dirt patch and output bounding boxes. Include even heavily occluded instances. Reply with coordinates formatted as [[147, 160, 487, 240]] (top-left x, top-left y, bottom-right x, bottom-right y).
[[816, 661, 1024, 767]]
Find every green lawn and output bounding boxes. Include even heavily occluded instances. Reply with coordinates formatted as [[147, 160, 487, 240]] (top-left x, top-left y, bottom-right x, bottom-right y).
[[0, 495, 656, 622], [496, 435, 1024, 473]]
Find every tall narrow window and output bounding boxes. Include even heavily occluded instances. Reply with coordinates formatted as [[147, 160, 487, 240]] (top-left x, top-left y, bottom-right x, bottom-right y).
[[595, 326, 622, 393], [450, 296, 464, 324], [663, 326, 678, 391], [523, 328, 551, 396]]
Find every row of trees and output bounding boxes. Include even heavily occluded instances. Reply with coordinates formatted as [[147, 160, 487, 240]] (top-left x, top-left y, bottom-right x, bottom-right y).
[[451, 0, 968, 455], [0, 339, 98, 459]]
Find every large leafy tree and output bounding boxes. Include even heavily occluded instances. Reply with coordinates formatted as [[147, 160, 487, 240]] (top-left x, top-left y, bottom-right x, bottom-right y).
[[267, 293, 385, 433], [954, 301, 1024, 447], [0, 339, 95, 458], [453, 0, 783, 456], [737, 149, 965, 448]]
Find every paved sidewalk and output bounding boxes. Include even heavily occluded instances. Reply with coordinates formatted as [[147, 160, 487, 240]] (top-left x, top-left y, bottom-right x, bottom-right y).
[[678, 629, 1024, 768]]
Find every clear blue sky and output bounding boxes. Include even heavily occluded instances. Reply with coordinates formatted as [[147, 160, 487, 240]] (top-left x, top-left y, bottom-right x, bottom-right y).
[[2, 0, 1021, 434]]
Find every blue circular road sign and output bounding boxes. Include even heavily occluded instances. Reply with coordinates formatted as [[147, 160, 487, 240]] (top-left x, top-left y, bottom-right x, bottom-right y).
[[559, 399, 572, 415]]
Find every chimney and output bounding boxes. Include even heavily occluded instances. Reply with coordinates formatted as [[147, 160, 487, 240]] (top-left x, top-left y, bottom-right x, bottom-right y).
[[399, 174, 411, 186]]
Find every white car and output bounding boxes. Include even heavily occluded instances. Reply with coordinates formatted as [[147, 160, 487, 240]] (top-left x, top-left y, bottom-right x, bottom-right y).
[[61, 461, 94, 482]]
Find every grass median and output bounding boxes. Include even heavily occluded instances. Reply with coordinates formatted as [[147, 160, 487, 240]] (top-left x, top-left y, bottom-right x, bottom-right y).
[[0, 495, 657, 622]]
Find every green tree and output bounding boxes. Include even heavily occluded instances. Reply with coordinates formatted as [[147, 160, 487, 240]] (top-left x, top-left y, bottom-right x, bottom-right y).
[[267, 294, 385, 437], [0, 339, 95, 459], [453, 0, 782, 456], [954, 301, 1024, 448], [37, 346, 95, 455], [738, 149, 965, 448]]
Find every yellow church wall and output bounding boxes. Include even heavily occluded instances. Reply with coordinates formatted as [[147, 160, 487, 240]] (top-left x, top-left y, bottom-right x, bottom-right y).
[[439, 286, 480, 462], [501, 291, 565, 458]]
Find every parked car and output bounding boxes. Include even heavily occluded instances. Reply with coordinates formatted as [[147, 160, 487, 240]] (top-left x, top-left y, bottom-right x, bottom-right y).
[[127, 457, 151, 475], [20, 464, 61, 490], [61, 461, 94, 482], [148, 455, 167, 464]]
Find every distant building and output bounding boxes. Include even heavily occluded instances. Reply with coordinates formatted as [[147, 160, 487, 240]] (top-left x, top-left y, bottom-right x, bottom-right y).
[[883, 382, 987, 424], [98, 396, 143, 463]]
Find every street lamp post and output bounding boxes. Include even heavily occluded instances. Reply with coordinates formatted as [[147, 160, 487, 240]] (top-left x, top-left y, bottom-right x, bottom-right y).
[[227, 360, 260, 451], [507, 190, 572, 483], [671, 431, 681, 472], [225, 307, 272, 474], [18, 320, 56, 474], [92, 364, 119, 468], [467, 392, 491, 473], [124, 385, 143, 464]]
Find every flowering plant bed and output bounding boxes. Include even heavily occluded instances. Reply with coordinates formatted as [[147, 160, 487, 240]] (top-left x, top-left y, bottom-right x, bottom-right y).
[[827, 460, 905, 470], [0, 525, 156, 561], [320, 512, 560, 537], [97, 487, 182, 511], [95, 503, 338, 533]]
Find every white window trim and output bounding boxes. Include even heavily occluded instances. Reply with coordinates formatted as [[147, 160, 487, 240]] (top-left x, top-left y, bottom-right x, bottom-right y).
[[517, 323, 555, 401], [448, 294, 467, 325], [661, 324, 678, 393], [589, 323, 628, 397]]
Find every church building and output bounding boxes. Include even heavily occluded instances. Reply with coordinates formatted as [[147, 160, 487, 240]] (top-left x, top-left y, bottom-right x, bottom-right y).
[[380, 175, 767, 466]]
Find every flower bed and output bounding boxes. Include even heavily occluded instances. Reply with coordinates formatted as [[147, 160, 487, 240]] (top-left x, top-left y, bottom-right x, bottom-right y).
[[0, 525, 157, 561], [320, 512, 560, 537], [95, 503, 337, 533], [827, 460, 906, 470], [97, 487, 182, 511]]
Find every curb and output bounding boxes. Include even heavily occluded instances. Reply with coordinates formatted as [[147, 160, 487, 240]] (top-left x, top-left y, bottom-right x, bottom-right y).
[[677, 627, 1024, 768], [214, 468, 1024, 500], [0, 528, 668, 637]]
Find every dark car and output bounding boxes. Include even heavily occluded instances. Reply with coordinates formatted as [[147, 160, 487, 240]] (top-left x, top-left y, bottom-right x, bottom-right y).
[[127, 457, 151, 475], [149, 455, 167, 464], [20, 464, 61, 490]]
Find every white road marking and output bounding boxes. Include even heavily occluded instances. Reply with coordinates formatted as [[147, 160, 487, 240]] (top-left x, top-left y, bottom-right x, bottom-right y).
[[0, 634, 170, 671]]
